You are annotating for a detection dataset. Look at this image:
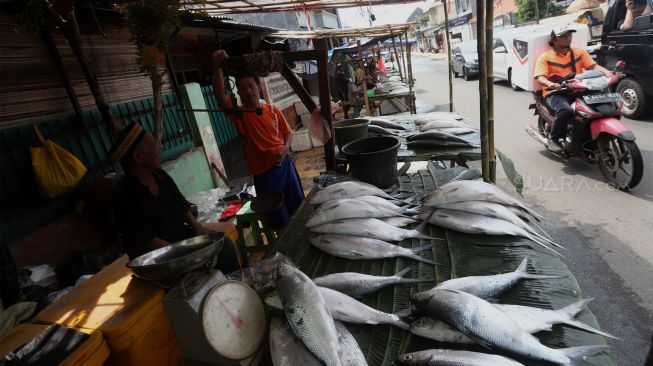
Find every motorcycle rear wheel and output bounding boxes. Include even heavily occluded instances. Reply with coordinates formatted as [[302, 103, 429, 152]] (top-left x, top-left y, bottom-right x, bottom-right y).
[[597, 135, 644, 191]]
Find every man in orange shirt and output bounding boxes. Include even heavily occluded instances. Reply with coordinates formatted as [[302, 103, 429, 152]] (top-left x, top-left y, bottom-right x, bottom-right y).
[[212, 50, 304, 228], [534, 25, 613, 153]]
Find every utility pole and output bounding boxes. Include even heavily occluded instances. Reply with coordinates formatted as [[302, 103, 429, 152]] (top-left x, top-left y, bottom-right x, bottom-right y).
[[534, 0, 541, 24]]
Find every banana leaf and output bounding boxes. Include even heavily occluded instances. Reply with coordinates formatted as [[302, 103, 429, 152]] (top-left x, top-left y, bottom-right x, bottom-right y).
[[270, 162, 615, 366]]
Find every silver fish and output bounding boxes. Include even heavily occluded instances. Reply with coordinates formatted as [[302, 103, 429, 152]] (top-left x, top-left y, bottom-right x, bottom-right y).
[[450, 168, 483, 181], [420, 120, 469, 131], [398, 349, 524, 366], [380, 216, 420, 227], [414, 113, 464, 125], [306, 199, 403, 228], [432, 201, 558, 247], [310, 181, 395, 205], [309, 234, 439, 265], [310, 218, 438, 242], [354, 195, 420, 215], [366, 117, 407, 130], [266, 287, 409, 330], [313, 267, 423, 297], [276, 264, 343, 366], [269, 318, 322, 366], [410, 316, 474, 344], [494, 299, 618, 339], [335, 321, 369, 366], [419, 257, 563, 299], [368, 124, 398, 136], [411, 289, 609, 366], [426, 209, 563, 255], [406, 131, 472, 144], [408, 140, 475, 150], [423, 180, 544, 220]]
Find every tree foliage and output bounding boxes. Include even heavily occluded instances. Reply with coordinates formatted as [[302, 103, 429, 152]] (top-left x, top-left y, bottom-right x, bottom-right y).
[[515, 0, 563, 23]]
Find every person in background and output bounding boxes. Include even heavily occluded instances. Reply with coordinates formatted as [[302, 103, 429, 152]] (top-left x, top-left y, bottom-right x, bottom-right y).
[[335, 63, 351, 119], [534, 25, 613, 153], [620, 0, 652, 31], [110, 123, 241, 273], [211, 50, 304, 229]]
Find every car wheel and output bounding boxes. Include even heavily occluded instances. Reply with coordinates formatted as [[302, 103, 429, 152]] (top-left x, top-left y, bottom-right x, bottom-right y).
[[463, 68, 471, 81], [509, 69, 521, 91], [452, 66, 459, 78], [616, 78, 649, 119]]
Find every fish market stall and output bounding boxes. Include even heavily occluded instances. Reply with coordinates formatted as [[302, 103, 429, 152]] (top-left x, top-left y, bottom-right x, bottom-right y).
[[266, 163, 616, 366]]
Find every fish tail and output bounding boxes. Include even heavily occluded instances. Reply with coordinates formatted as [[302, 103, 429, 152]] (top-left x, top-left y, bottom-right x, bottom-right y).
[[394, 266, 412, 278], [522, 273, 567, 280], [411, 244, 436, 253], [404, 208, 421, 215], [559, 298, 593, 318], [529, 219, 554, 240], [391, 319, 410, 331], [521, 205, 549, 222], [407, 254, 441, 266], [515, 257, 529, 273], [393, 307, 415, 319], [529, 236, 566, 257], [413, 232, 443, 240], [562, 319, 620, 339], [560, 345, 610, 365]]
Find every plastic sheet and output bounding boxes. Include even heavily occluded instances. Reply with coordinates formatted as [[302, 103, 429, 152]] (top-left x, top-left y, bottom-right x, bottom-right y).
[[186, 188, 228, 224]]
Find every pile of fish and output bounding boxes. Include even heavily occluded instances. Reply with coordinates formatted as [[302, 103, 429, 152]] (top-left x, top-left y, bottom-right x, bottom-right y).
[[307, 181, 439, 265], [419, 179, 565, 256]]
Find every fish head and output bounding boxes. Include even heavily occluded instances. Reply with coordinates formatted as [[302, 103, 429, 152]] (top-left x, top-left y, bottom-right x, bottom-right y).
[[409, 291, 433, 305], [397, 351, 434, 365]]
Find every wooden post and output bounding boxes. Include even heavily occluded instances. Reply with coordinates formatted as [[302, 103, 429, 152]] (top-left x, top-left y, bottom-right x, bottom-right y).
[[406, 32, 416, 114], [477, 0, 490, 182], [357, 40, 372, 118], [391, 36, 404, 83], [399, 32, 408, 82], [486, 0, 496, 182], [443, 0, 454, 112], [314, 39, 336, 170]]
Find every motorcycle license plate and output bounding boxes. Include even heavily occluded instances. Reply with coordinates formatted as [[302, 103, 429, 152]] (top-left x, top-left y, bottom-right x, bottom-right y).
[[583, 93, 622, 104]]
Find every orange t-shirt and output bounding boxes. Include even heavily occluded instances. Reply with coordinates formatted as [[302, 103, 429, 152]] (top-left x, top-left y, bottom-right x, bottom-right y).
[[225, 99, 292, 176], [534, 48, 596, 97]]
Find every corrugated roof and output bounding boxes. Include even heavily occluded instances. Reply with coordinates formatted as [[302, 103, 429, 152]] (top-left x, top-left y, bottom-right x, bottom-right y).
[[266, 22, 415, 39], [180, 0, 425, 14]]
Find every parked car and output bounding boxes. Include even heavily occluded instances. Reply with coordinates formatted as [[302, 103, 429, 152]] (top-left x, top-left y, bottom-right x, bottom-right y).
[[492, 36, 520, 90], [451, 41, 479, 81], [596, 0, 653, 119]]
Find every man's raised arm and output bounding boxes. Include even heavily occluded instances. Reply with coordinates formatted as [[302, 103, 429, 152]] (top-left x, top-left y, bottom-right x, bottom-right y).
[[212, 50, 231, 110]]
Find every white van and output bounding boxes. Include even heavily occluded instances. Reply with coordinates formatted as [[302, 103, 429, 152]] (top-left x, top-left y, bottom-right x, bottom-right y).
[[492, 23, 590, 92]]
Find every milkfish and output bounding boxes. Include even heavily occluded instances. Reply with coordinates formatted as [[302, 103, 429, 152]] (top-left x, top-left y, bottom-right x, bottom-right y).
[[367, 124, 398, 136], [366, 117, 407, 130], [380, 216, 420, 227], [419, 120, 469, 131], [425, 209, 564, 255], [269, 318, 369, 366], [269, 318, 322, 366], [450, 168, 483, 181], [424, 126, 478, 135], [414, 114, 464, 125], [407, 140, 475, 150], [411, 289, 609, 366], [310, 218, 439, 242], [310, 181, 396, 205], [417, 257, 564, 300], [306, 199, 405, 228], [494, 299, 618, 339], [276, 264, 343, 366], [313, 267, 425, 297], [432, 201, 554, 244], [423, 180, 545, 221], [309, 234, 439, 265], [354, 195, 420, 215], [398, 349, 524, 366], [406, 131, 472, 144], [265, 288, 410, 330], [410, 316, 475, 344]]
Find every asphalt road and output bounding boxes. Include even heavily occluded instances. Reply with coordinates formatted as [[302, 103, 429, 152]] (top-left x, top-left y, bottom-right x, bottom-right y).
[[409, 55, 653, 365]]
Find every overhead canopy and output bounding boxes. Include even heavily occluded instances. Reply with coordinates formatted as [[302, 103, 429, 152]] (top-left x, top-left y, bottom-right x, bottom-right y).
[[191, 0, 423, 14], [265, 23, 415, 39]]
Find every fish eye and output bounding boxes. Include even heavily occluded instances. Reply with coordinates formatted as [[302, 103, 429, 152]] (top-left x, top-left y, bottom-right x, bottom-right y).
[[401, 355, 413, 360]]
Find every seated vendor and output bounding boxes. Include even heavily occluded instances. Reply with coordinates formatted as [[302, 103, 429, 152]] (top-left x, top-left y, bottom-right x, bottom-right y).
[[110, 123, 241, 273]]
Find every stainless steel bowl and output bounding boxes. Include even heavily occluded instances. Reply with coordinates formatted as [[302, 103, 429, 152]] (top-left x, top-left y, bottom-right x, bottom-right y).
[[127, 232, 225, 287]]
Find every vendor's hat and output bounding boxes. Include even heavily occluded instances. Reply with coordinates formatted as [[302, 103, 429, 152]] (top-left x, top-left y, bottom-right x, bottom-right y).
[[551, 25, 577, 38], [108, 123, 146, 162]]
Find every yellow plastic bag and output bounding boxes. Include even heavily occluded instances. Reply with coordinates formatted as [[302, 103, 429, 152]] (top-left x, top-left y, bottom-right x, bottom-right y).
[[30, 125, 87, 198]]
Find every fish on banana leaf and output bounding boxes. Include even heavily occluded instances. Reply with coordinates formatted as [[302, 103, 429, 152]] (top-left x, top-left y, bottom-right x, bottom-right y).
[[354, 195, 420, 215], [411, 289, 609, 366], [367, 124, 398, 136], [310, 181, 395, 205], [406, 131, 472, 144], [398, 349, 524, 366], [309, 234, 440, 265], [419, 120, 469, 131], [306, 199, 405, 228], [276, 264, 343, 366], [380, 216, 420, 227], [366, 117, 407, 130], [313, 267, 423, 297], [310, 217, 438, 242], [407, 140, 476, 150]]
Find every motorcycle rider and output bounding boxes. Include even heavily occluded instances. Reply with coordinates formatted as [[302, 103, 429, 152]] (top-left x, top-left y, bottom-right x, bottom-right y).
[[534, 25, 613, 153]]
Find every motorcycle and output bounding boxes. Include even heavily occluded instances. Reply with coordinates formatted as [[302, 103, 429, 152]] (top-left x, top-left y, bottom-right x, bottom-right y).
[[526, 61, 643, 191]]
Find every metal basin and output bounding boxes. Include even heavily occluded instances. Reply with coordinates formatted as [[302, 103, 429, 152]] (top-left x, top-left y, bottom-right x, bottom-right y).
[[127, 232, 225, 287]]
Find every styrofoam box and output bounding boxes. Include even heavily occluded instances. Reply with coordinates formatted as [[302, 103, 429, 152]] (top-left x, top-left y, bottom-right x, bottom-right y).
[[291, 128, 312, 152], [299, 114, 312, 125]]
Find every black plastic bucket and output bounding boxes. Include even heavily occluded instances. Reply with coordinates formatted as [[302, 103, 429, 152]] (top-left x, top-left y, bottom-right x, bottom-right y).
[[334, 119, 369, 151], [342, 136, 400, 188]]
